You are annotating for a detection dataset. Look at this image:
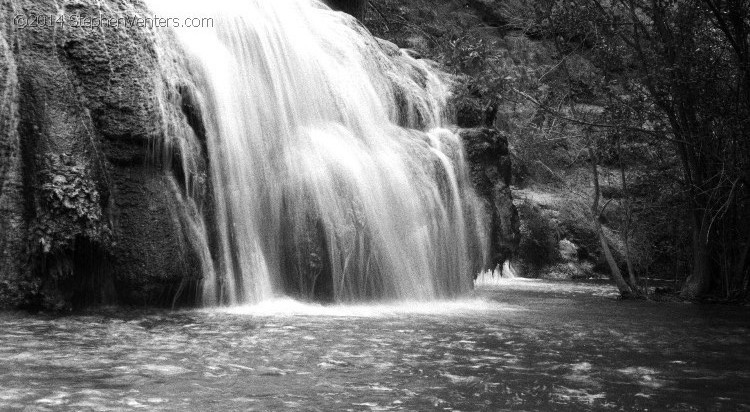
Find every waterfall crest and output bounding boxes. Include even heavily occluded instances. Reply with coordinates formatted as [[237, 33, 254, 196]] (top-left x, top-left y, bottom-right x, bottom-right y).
[[147, 0, 489, 305]]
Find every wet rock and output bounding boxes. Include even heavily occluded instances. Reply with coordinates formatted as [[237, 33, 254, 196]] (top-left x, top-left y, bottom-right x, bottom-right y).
[[325, 0, 368, 20], [459, 128, 520, 267], [0, 29, 29, 308], [385, 47, 449, 130], [375, 38, 402, 57], [279, 199, 334, 302], [0, 0, 204, 308], [455, 101, 499, 129]]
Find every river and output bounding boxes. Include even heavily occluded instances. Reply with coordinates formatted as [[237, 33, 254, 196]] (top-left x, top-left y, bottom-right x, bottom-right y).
[[1, 279, 749, 411]]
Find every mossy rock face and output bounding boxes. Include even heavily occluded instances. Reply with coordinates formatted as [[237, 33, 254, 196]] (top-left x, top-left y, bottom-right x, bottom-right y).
[[0, 0, 205, 309]]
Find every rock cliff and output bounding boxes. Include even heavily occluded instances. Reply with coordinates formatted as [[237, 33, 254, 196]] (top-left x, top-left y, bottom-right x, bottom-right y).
[[0, 0, 204, 309]]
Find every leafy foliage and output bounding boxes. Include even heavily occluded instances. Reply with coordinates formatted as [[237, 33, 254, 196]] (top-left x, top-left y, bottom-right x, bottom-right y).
[[30, 154, 111, 281], [0, 278, 43, 309]]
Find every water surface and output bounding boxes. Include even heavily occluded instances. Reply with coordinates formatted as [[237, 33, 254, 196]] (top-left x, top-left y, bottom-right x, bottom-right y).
[[1, 279, 749, 411]]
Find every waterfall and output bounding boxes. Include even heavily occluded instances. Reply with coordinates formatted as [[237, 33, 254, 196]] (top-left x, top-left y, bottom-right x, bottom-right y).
[[147, 0, 489, 305]]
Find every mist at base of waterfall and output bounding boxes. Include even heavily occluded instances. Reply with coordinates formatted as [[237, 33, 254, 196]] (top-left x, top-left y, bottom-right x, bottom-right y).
[[2, 280, 749, 411], [213, 296, 516, 318]]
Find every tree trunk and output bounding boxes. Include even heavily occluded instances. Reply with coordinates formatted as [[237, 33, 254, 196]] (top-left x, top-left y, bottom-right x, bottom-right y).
[[680, 218, 712, 299], [596, 221, 633, 296], [590, 147, 633, 297], [625, 238, 638, 290], [738, 235, 750, 294], [618, 138, 639, 290]]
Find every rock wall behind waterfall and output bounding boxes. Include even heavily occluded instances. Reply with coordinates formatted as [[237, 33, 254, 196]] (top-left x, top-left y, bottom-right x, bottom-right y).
[[460, 128, 520, 268], [0, 27, 27, 307], [0, 0, 204, 309]]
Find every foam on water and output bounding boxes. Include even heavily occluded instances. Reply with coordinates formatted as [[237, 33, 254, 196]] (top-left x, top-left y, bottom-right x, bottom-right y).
[[211, 297, 517, 318]]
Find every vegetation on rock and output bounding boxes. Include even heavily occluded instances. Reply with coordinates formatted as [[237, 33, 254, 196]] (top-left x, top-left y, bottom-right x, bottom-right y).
[[32, 154, 111, 258]]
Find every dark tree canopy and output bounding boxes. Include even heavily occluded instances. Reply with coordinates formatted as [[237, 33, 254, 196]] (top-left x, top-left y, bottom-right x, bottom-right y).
[[538, 0, 750, 299]]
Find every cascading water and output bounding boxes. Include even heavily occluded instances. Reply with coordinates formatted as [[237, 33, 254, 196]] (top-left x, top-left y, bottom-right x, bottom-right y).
[[147, 0, 489, 305]]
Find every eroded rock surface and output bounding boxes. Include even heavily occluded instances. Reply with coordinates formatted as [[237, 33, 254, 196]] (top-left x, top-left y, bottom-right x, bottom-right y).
[[0, 0, 205, 308]]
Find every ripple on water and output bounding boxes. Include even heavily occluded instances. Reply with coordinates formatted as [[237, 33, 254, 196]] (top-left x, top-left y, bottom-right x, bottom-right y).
[[1, 281, 750, 411]]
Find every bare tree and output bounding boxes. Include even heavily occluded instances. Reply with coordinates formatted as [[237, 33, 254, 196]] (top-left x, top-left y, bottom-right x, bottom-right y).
[[539, 0, 750, 299]]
